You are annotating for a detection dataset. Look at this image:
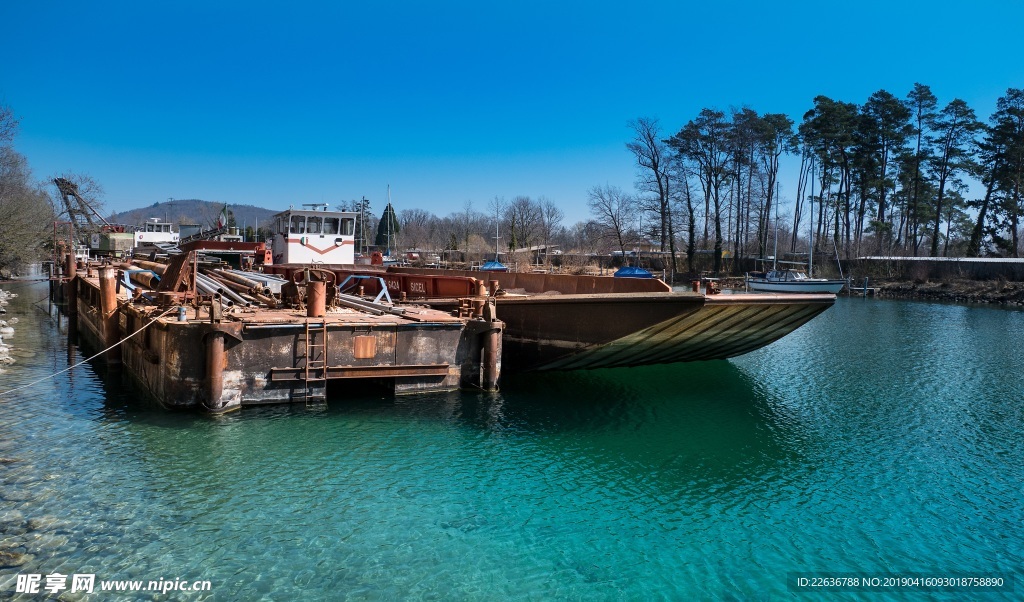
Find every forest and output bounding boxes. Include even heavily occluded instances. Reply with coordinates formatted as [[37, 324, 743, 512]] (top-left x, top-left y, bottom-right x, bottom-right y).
[[627, 84, 1024, 276]]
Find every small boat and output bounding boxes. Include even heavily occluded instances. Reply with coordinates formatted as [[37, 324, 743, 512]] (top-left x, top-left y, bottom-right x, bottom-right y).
[[747, 269, 845, 294], [748, 179, 845, 295]]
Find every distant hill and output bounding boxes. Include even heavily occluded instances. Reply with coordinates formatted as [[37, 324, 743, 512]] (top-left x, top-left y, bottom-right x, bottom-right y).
[[107, 200, 278, 231]]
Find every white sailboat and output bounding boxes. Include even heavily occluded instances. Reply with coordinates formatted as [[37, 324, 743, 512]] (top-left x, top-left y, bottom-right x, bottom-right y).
[[746, 267, 846, 293], [747, 178, 845, 294]]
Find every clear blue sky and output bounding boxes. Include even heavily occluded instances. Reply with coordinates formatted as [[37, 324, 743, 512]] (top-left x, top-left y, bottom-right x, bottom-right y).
[[3, 1, 1022, 224]]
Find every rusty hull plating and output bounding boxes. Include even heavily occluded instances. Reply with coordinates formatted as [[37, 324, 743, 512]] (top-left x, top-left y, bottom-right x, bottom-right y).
[[61, 256, 503, 413]]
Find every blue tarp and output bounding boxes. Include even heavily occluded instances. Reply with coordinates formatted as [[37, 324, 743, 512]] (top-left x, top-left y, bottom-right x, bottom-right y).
[[480, 260, 509, 272], [614, 266, 654, 278]]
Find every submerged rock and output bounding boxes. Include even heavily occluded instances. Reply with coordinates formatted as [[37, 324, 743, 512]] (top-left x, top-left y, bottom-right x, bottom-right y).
[[0, 549, 31, 568]]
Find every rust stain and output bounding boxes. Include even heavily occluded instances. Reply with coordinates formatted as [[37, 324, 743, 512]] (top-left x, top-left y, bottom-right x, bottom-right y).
[[354, 335, 376, 359]]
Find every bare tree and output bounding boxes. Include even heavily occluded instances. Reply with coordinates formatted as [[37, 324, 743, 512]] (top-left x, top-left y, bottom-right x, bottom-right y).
[[538, 196, 564, 262], [587, 184, 638, 257], [0, 104, 18, 145], [398, 208, 436, 249], [568, 220, 603, 255], [0, 148, 55, 274], [503, 195, 543, 256], [627, 117, 678, 276]]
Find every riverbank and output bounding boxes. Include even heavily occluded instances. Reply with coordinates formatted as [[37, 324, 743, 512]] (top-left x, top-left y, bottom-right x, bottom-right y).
[[872, 278, 1024, 306], [711, 276, 1024, 307], [0, 288, 15, 366]]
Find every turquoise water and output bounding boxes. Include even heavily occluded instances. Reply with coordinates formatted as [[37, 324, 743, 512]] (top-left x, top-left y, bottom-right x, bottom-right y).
[[1, 283, 1022, 599]]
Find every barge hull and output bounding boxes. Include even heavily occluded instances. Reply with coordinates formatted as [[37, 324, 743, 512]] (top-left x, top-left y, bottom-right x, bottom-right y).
[[67, 270, 500, 411]]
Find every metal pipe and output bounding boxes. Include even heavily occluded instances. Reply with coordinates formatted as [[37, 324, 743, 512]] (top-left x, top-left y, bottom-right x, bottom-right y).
[[131, 259, 168, 274], [336, 292, 407, 315], [217, 288, 250, 307], [220, 269, 281, 295], [194, 278, 231, 307], [196, 273, 249, 306], [211, 268, 261, 289], [335, 296, 385, 315], [251, 292, 279, 308], [128, 270, 160, 289], [227, 269, 288, 287], [207, 273, 258, 296], [307, 280, 326, 317]]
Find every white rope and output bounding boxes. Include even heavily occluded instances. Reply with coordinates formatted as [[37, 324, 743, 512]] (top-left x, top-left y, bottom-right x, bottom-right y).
[[0, 305, 179, 397]]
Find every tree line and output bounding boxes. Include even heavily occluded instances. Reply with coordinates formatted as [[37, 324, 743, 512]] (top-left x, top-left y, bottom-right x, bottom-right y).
[[0, 105, 55, 277], [612, 85, 1024, 279]]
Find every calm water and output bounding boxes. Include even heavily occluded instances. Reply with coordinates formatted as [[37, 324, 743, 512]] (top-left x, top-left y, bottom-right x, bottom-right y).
[[1, 282, 1022, 599]]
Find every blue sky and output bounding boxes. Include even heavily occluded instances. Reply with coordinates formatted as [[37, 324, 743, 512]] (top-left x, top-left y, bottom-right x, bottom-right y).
[[3, 1, 1022, 224]]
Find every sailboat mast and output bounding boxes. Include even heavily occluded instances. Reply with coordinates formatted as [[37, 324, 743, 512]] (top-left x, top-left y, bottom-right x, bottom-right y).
[[808, 159, 815, 278], [773, 181, 779, 271]]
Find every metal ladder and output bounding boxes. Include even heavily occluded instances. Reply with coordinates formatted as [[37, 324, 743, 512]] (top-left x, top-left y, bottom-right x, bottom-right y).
[[302, 319, 328, 405]]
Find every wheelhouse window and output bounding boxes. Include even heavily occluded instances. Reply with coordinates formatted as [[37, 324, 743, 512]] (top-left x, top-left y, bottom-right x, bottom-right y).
[[289, 215, 305, 234], [307, 216, 322, 234], [322, 217, 339, 235], [340, 218, 355, 236]]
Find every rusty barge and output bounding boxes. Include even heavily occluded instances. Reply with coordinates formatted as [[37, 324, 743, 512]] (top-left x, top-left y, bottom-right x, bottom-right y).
[[264, 265, 836, 371], [56, 250, 502, 413], [51, 203, 835, 412], [258, 204, 831, 371]]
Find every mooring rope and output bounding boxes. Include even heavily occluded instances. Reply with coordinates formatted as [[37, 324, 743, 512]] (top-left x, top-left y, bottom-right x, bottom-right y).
[[0, 305, 179, 397]]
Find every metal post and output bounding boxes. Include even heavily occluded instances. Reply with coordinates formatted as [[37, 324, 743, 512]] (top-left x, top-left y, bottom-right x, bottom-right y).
[[307, 280, 326, 317], [98, 267, 121, 363], [205, 332, 225, 412], [64, 253, 78, 324], [483, 327, 499, 391], [482, 299, 500, 391]]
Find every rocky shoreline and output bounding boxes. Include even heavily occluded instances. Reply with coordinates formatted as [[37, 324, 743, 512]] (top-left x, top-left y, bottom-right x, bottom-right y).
[[713, 277, 1024, 307], [0, 288, 16, 367], [872, 279, 1024, 306]]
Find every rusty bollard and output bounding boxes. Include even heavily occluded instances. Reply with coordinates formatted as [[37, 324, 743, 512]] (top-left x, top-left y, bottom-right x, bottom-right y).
[[307, 280, 326, 317]]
